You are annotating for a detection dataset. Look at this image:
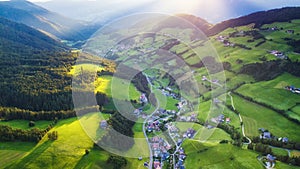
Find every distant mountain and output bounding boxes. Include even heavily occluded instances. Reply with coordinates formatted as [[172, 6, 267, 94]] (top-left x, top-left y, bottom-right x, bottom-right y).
[[0, 16, 65, 51], [0, 0, 99, 41], [207, 7, 300, 36], [176, 14, 212, 31]]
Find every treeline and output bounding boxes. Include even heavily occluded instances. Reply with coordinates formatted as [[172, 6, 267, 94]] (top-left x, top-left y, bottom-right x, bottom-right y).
[[247, 143, 300, 166], [196, 120, 243, 146], [131, 72, 151, 97], [0, 88, 73, 111], [217, 123, 242, 146], [106, 155, 127, 169], [0, 107, 76, 121], [251, 136, 300, 151], [287, 39, 300, 53], [0, 49, 76, 111], [239, 59, 300, 81], [0, 122, 55, 142], [113, 65, 151, 97], [98, 110, 136, 151]]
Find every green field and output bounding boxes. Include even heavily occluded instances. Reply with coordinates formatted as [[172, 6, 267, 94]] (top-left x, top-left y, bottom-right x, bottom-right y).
[[0, 120, 52, 130], [95, 75, 140, 101], [182, 140, 263, 169], [271, 147, 288, 156], [236, 73, 300, 111], [7, 117, 94, 169], [153, 89, 178, 110], [68, 63, 104, 76], [0, 142, 36, 168], [232, 94, 300, 142], [174, 122, 232, 143]]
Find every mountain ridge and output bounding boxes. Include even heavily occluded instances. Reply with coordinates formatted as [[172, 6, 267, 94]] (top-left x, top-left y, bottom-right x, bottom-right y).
[[0, 0, 99, 41]]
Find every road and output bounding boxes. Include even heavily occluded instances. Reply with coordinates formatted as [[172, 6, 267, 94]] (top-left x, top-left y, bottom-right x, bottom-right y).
[[227, 92, 251, 144], [142, 73, 157, 169]]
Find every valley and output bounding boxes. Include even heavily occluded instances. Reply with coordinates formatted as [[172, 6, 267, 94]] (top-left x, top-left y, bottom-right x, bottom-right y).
[[0, 2, 300, 169]]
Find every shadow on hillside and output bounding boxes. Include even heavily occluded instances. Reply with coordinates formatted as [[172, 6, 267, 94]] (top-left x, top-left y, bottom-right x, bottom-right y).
[[6, 140, 53, 169]]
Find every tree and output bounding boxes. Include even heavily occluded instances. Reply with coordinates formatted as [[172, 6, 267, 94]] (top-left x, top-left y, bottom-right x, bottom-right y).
[[48, 131, 58, 140], [29, 121, 35, 127], [247, 143, 254, 150], [107, 155, 127, 169]]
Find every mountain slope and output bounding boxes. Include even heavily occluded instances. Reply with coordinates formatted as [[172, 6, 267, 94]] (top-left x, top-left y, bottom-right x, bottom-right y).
[[208, 7, 300, 36], [0, 17, 75, 111], [0, 0, 98, 41], [0, 16, 65, 51]]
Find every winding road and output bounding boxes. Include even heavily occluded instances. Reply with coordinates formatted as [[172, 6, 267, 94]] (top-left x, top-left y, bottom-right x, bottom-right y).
[[142, 73, 158, 169], [227, 92, 252, 144]]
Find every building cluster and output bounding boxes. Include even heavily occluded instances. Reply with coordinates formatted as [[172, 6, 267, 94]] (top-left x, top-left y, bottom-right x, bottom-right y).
[[151, 136, 172, 169], [285, 85, 300, 94], [211, 114, 231, 124], [259, 128, 289, 143]]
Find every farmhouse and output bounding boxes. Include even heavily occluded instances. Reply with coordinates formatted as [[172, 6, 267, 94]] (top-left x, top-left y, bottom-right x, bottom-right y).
[[261, 131, 272, 139], [153, 160, 161, 169], [286, 29, 295, 34], [269, 50, 287, 59], [100, 120, 108, 129]]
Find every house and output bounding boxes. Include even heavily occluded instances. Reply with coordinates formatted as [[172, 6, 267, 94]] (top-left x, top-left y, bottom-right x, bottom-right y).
[[100, 120, 108, 129], [269, 50, 287, 59], [169, 125, 179, 133], [152, 136, 160, 143], [286, 29, 294, 34], [226, 118, 231, 123], [177, 139, 183, 146], [267, 154, 276, 162], [213, 98, 221, 103], [185, 128, 196, 138], [140, 93, 148, 103], [153, 160, 161, 169], [262, 132, 271, 139], [279, 137, 289, 143], [152, 143, 159, 150]]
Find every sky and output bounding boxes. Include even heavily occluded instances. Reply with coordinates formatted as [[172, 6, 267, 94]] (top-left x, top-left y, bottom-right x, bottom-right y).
[[26, 0, 300, 23]]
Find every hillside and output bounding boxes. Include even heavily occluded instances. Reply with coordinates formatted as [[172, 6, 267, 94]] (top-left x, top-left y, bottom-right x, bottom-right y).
[[207, 7, 300, 35], [0, 16, 76, 111], [0, 0, 98, 41]]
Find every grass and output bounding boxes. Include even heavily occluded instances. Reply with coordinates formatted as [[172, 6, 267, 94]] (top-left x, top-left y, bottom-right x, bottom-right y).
[[236, 73, 300, 111], [78, 112, 110, 141], [174, 122, 232, 143], [276, 161, 300, 169], [7, 117, 94, 169], [182, 140, 263, 169], [73, 147, 113, 169], [68, 63, 104, 76], [271, 147, 288, 156], [232, 94, 300, 142], [292, 105, 300, 116], [95, 75, 140, 101], [0, 142, 36, 168], [153, 89, 178, 110], [0, 120, 52, 130], [242, 116, 258, 137]]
